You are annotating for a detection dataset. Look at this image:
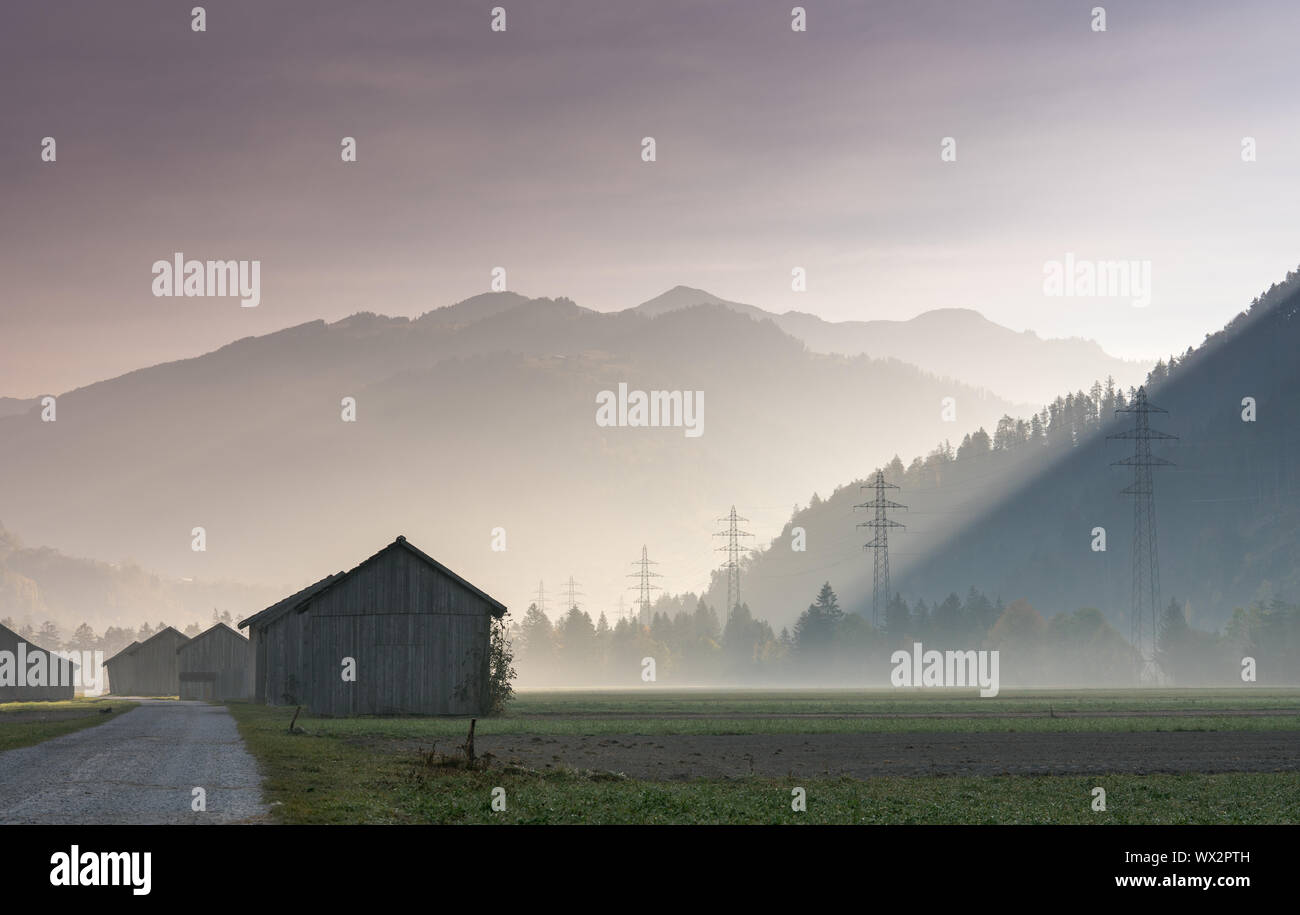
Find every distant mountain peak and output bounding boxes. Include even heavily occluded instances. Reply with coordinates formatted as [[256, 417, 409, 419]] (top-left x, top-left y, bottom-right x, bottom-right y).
[[633, 286, 767, 319], [628, 289, 1143, 402], [417, 291, 595, 328], [416, 291, 529, 325]]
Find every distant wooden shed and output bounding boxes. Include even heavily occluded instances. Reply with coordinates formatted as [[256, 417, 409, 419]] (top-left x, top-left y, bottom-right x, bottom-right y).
[[239, 535, 507, 716], [104, 641, 140, 695], [0, 622, 76, 701], [107, 627, 189, 696], [177, 623, 252, 700]]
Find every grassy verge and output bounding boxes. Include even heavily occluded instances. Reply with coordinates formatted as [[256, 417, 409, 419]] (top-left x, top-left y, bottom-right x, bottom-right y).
[[226, 702, 1300, 825], [0, 697, 139, 752]]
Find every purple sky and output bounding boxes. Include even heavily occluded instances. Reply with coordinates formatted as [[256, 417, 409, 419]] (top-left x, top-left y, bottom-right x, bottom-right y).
[[3, 0, 1299, 396]]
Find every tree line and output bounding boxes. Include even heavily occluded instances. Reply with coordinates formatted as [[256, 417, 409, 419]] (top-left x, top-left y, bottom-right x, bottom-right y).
[[1, 608, 238, 658], [509, 583, 1300, 687]]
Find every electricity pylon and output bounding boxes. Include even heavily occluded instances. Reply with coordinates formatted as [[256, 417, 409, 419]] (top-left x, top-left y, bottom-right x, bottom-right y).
[[855, 471, 906, 627], [560, 576, 584, 613], [627, 546, 662, 626], [1108, 385, 1177, 682], [713, 506, 754, 621], [532, 580, 549, 616]]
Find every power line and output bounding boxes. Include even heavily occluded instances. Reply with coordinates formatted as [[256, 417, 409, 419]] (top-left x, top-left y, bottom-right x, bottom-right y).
[[854, 470, 907, 627], [713, 505, 754, 621]]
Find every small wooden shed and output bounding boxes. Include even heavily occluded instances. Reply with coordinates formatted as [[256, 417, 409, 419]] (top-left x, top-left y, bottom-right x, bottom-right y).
[[177, 623, 252, 700], [239, 535, 507, 716], [0, 622, 76, 701], [104, 641, 140, 695], [108, 627, 189, 696]]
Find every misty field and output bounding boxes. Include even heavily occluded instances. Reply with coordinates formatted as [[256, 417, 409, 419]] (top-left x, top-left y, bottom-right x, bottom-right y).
[[227, 688, 1300, 825], [227, 686, 1300, 738], [506, 688, 1300, 716]]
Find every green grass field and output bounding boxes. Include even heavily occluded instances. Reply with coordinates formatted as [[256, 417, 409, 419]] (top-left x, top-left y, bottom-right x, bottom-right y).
[[233, 713, 1299, 737], [505, 687, 1300, 717], [226, 687, 1300, 738], [226, 689, 1300, 824], [0, 697, 138, 752]]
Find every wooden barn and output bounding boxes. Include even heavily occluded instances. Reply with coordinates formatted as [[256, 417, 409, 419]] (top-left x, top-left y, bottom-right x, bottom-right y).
[[177, 623, 252, 700], [106, 628, 189, 696], [104, 641, 140, 695], [0, 622, 76, 701], [239, 535, 507, 716]]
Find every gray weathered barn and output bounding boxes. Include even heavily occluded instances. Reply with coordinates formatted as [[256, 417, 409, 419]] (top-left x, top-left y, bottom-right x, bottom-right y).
[[0, 622, 76, 701], [177, 623, 252, 700], [104, 640, 140, 695], [239, 536, 507, 716], [105, 627, 189, 696]]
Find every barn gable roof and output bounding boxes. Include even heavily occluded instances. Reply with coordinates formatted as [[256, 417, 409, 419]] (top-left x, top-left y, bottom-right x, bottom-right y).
[[237, 571, 343, 630], [105, 641, 140, 665], [295, 536, 508, 618], [0, 621, 32, 647], [240, 536, 507, 629], [133, 626, 190, 653], [177, 622, 248, 654], [0, 622, 77, 667]]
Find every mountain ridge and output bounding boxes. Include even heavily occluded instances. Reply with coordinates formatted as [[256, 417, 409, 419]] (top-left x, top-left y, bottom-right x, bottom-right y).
[[0, 297, 1031, 628], [631, 285, 1147, 404]]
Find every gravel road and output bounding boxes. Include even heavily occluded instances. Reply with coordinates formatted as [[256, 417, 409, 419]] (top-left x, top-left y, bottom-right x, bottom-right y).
[[0, 700, 267, 824]]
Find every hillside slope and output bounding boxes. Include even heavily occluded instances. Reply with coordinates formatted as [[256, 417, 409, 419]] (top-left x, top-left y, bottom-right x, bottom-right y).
[[731, 269, 1300, 634]]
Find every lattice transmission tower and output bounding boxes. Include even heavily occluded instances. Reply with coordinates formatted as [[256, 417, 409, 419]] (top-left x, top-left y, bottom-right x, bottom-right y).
[[560, 576, 584, 613], [855, 470, 906, 627], [713, 506, 754, 620], [627, 545, 662, 626], [1108, 385, 1177, 681]]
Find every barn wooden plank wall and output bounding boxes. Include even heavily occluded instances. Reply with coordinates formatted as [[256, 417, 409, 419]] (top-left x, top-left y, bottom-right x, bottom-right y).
[[177, 623, 252, 700], [107, 628, 189, 696], [0, 623, 75, 701], [104, 640, 139, 696]]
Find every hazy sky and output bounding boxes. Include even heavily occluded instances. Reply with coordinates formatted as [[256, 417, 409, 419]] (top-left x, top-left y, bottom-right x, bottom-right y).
[[3, 0, 1299, 396]]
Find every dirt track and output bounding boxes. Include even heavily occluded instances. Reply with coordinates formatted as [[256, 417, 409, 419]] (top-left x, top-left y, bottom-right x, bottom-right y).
[[477, 730, 1300, 779], [0, 700, 267, 824]]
